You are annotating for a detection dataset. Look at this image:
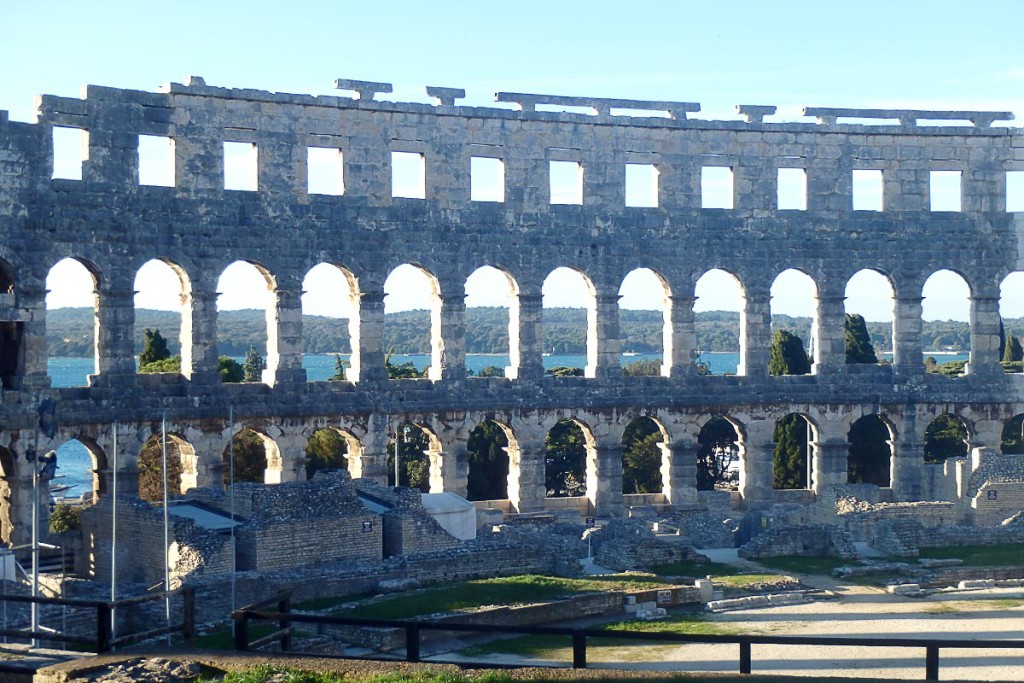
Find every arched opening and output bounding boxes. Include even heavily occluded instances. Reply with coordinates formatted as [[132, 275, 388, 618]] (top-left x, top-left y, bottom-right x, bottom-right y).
[[54, 437, 106, 502], [847, 415, 893, 487], [464, 266, 517, 379], [0, 258, 22, 390], [46, 258, 99, 387], [844, 270, 894, 364], [383, 264, 439, 379], [697, 416, 741, 491], [921, 270, 971, 375], [134, 259, 189, 375], [621, 417, 664, 493], [694, 269, 744, 375], [138, 433, 197, 502], [542, 267, 594, 377], [773, 413, 815, 489], [217, 262, 275, 383], [466, 420, 511, 501], [386, 422, 436, 491], [923, 414, 969, 463], [222, 429, 281, 485], [305, 427, 360, 479], [770, 269, 817, 373], [302, 263, 358, 382], [618, 268, 669, 376], [545, 419, 593, 498], [998, 273, 1024, 373], [1000, 414, 1024, 453]]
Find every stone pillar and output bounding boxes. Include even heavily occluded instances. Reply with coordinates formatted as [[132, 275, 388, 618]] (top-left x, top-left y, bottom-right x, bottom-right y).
[[92, 287, 136, 383], [811, 439, 848, 494], [508, 292, 544, 380], [19, 286, 51, 390], [181, 288, 221, 384], [660, 441, 698, 506], [891, 438, 924, 500], [353, 416, 389, 484], [587, 444, 623, 517], [893, 297, 924, 377], [186, 432, 225, 490], [587, 290, 620, 379], [263, 288, 307, 386], [968, 420, 1004, 472], [429, 294, 465, 382], [507, 439, 545, 513], [739, 422, 774, 508], [349, 289, 387, 383], [967, 295, 1003, 378], [664, 294, 697, 377], [84, 126, 136, 186], [431, 438, 468, 497], [5, 476, 35, 547], [739, 286, 771, 377], [813, 294, 847, 376]]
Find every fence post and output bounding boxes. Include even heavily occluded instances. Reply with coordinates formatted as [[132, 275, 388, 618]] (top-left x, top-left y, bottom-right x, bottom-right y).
[[182, 588, 196, 646], [926, 644, 939, 681], [739, 640, 751, 674], [572, 631, 587, 669], [233, 612, 249, 652], [95, 603, 112, 653], [278, 594, 291, 652], [405, 624, 420, 662]]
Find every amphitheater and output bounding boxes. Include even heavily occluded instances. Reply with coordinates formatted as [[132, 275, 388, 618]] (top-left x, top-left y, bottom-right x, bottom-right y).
[[0, 76, 1023, 545]]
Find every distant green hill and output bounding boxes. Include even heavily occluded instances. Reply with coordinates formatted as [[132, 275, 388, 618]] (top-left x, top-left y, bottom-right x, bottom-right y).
[[42, 306, 988, 357]]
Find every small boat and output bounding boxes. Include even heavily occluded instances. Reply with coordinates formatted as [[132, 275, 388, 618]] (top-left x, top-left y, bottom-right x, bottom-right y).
[[623, 351, 640, 357]]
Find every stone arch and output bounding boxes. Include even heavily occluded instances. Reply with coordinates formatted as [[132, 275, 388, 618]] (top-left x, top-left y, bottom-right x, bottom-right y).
[[305, 426, 361, 479], [620, 415, 665, 494], [696, 415, 741, 491], [134, 258, 191, 374], [1000, 413, 1024, 454], [847, 414, 894, 487], [923, 413, 970, 463], [844, 268, 895, 363], [998, 273, 1024, 370], [386, 420, 440, 491], [0, 256, 21, 389], [301, 262, 359, 381], [137, 432, 198, 501], [466, 418, 513, 501], [921, 270, 972, 374], [216, 261, 277, 383], [694, 268, 745, 374], [545, 417, 596, 503], [464, 265, 519, 379], [773, 412, 818, 490], [46, 257, 102, 386], [0, 257, 14, 295], [770, 269, 818, 372], [383, 263, 441, 380], [542, 267, 596, 376], [222, 427, 282, 485], [618, 267, 671, 376]]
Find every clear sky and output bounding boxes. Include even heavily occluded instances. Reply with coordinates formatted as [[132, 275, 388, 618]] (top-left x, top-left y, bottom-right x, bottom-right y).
[[8, 0, 1024, 321]]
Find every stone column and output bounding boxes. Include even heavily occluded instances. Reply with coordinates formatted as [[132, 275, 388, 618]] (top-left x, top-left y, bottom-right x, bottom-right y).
[[813, 294, 847, 376], [893, 297, 924, 378], [739, 286, 771, 377], [967, 294, 1003, 377], [349, 290, 386, 383], [507, 439, 545, 513], [968, 420, 1004, 472], [5, 475, 35, 547], [19, 286, 51, 390], [187, 432, 225, 490], [84, 127, 136, 186], [352, 416, 389, 484], [664, 294, 697, 377], [810, 439, 848, 494], [586, 444, 623, 517], [181, 288, 221, 385], [739, 422, 774, 508], [587, 290, 620, 379], [508, 292, 544, 380], [660, 441, 698, 506], [264, 288, 307, 386], [92, 287, 136, 383], [429, 294, 465, 382], [431, 437, 468, 497], [891, 438, 924, 500]]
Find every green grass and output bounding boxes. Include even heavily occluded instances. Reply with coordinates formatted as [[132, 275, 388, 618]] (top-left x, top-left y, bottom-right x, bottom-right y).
[[710, 573, 792, 588], [193, 624, 279, 650], [984, 598, 1024, 609], [754, 556, 847, 576], [918, 543, 1024, 567], [344, 575, 669, 620], [649, 560, 743, 577]]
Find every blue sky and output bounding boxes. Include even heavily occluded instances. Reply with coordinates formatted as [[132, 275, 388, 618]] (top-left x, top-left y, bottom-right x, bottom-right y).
[[7, 0, 1024, 321]]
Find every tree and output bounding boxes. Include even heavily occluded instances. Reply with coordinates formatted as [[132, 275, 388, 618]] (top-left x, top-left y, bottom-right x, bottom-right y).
[[769, 330, 811, 376], [223, 430, 268, 485], [219, 356, 244, 383], [621, 419, 663, 494], [545, 420, 586, 497], [329, 356, 348, 381], [387, 425, 431, 490], [847, 416, 891, 486], [472, 365, 505, 378], [923, 415, 969, 463], [243, 345, 265, 382], [545, 366, 584, 377], [1000, 415, 1024, 454], [139, 328, 171, 366], [385, 349, 425, 379], [623, 359, 661, 376], [696, 417, 739, 490], [1004, 334, 1023, 363], [845, 314, 878, 364], [773, 415, 808, 489], [138, 436, 183, 502], [305, 428, 349, 479], [466, 421, 509, 500]]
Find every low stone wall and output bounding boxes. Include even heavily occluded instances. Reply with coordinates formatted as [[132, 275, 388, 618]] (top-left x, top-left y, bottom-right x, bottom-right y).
[[737, 525, 856, 560]]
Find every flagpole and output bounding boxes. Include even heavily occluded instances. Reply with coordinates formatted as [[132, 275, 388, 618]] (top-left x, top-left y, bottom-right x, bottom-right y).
[[161, 412, 170, 639], [110, 421, 118, 643]]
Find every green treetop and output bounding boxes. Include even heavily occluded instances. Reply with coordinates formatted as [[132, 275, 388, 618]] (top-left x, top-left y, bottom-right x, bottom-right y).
[[139, 328, 171, 366], [768, 329, 811, 376], [844, 313, 878, 364]]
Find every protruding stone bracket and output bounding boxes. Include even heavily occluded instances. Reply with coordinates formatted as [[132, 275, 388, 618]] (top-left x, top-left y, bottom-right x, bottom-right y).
[[803, 107, 1015, 129], [494, 92, 700, 120], [334, 79, 393, 101], [735, 105, 777, 124], [0, 111, 8, 124], [425, 86, 465, 107], [184, 76, 207, 87]]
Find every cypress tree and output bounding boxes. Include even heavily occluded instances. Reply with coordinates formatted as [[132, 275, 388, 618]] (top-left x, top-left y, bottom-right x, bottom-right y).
[[844, 313, 878, 364], [139, 328, 171, 366], [242, 345, 266, 382], [769, 329, 811, 487], [1003, 333, 1023, 363], [769, 329, 811, 376]]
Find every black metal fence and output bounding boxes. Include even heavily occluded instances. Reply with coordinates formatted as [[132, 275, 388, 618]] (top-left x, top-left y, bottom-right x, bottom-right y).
[[233, 594, 1024, 682]]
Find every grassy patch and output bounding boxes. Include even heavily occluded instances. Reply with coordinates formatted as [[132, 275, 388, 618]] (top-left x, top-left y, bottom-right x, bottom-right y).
[[649, 560, 742, 577], [918, 543, 1024, 567], [754, 556, 847, 576], [712, 573, 792, 588], [193, 624, 278, 650], [983, 598, 1024, 609], [923, 603, 959, 614]]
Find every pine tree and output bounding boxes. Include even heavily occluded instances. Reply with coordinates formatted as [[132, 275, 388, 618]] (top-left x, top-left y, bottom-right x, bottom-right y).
[[1003, 334, 1023, 363], [844, 313, 878, 364], [768, 329, 811, 376], [139, 328, 171, 366], [242, 345, 265, 382]]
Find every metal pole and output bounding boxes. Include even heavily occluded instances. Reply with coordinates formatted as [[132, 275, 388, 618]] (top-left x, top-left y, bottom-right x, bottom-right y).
[[806, 420, 812, 490], [30, 399, 39, 647], [394, 424, 400, 486], [229, 405, 236, 628], [110, 421, 118, 644], [161, 412, 170, 641]]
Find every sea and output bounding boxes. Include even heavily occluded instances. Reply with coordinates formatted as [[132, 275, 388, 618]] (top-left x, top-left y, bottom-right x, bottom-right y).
[[47, 351, 969, 499]]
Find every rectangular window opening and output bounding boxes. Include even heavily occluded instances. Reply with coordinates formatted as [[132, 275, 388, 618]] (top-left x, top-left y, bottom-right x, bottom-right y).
[[391, 151, 426, 199], [625, 164, 659, 208], [138, 134, 175, 187], [852, 170, 884, 211], [930, 170, 962, 212], [51, 126, 87, 180], [549, 160, 583, 205], [223, 141, 258, 191], [777, 168, 807, 210], [470, 156, 504, 202], [307, 147, 345, 196], [1007, 171, 1024, 212], [700, 166, 733, 209]]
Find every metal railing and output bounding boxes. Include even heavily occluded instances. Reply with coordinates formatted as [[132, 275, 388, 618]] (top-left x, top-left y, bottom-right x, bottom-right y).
[[233, 594, 1024, 682]]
